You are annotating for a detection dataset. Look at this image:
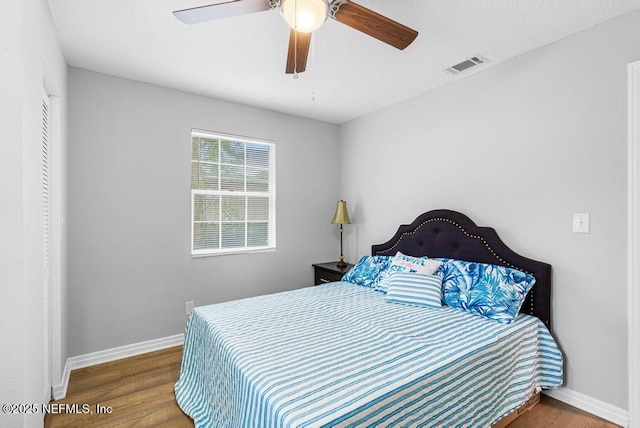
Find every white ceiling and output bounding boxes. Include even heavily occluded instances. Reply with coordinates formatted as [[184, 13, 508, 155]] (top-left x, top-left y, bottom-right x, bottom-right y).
[[49, 0, 640, 124]]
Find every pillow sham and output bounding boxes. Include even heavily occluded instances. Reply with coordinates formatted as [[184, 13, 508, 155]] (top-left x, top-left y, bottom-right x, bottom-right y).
[[375, 252, 442, 293], [439, 258, 535, 324], [341, 255, 392, 288], [385, 272, 443, 308]]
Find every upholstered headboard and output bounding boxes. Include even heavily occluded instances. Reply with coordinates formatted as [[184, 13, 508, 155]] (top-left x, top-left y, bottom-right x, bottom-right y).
[[371, 209, 552, 329]]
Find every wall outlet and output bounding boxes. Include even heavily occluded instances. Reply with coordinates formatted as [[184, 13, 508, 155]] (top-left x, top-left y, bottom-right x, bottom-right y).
[[185, 301, 195, 316]]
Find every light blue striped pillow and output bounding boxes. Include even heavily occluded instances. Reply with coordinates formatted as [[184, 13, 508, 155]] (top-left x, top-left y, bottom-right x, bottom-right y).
[[385, 272, 443, 308], [375, 252, 441, 293]]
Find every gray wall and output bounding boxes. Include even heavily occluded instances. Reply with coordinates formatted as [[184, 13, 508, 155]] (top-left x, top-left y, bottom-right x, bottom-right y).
[[339, 10, 640, 411], [67, 68, 339, 356]]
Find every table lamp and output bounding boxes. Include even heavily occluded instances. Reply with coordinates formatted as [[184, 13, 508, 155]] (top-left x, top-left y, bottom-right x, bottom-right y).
[[331, 200, 351, 268]]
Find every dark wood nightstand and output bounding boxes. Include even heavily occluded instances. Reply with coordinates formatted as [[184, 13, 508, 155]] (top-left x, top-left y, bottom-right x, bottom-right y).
[[312, 261, 355, 285]]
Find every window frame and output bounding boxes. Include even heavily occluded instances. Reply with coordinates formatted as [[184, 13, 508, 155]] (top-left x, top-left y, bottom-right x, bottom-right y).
[[190, 129, 276, 257]]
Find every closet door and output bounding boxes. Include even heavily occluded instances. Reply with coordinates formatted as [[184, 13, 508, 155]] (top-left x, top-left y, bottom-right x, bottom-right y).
[[42, 90, 52, 400], [628, 59, 640, 428]]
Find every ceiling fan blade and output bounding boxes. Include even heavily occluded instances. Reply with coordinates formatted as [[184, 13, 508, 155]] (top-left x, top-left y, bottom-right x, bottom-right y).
[[173, 0, 271, 25], [331, 1, 418, 50], [285, 29, 312, 74]]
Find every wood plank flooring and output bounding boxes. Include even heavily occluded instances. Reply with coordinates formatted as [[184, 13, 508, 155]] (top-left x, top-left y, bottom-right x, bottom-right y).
[[507, 396, 620, 428], [45, 346, 620, 427], [44, 346, 192, 427]]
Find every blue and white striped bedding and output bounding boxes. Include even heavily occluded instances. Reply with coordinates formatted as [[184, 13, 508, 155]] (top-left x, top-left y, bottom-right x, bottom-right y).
[[175, 281, 563, 427]]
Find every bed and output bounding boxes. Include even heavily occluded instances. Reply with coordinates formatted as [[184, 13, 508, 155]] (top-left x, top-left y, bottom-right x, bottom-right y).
[[175, 209, 563, 427]]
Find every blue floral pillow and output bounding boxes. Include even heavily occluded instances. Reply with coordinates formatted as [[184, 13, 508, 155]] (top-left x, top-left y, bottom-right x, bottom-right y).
[[342, 255, 392, 289], [439, 259, 535, 324]]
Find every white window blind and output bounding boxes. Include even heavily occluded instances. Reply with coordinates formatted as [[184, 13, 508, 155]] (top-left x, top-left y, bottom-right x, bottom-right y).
[[191, 130, 275, 256]]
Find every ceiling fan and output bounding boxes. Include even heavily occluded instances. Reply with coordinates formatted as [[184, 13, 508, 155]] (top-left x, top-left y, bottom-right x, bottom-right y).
[[173, 0, 418, 75]]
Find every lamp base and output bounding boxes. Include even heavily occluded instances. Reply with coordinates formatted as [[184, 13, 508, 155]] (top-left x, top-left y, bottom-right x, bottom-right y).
[[336, 260, 347, 268]]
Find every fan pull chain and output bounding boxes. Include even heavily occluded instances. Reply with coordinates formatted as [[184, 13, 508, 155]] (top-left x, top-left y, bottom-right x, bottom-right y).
[[293, 35, 298, 79], [293, 32, 298, 80], [311, 35, 316, 101], [293, 0, 299, 79]]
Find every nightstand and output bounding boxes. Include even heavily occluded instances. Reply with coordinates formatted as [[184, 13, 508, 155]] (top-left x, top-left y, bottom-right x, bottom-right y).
[[312, 261, 354, 285]]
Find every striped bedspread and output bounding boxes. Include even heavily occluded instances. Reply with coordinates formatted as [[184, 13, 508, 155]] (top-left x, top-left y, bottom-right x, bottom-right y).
[[175, 282, 563, 427]]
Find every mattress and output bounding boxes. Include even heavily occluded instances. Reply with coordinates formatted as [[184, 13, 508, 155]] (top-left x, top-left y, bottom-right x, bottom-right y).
[[175, 281, 563, 427]]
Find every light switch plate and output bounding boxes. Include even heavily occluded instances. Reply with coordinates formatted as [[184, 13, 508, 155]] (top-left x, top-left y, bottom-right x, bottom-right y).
[[573, 213, 590, 234]]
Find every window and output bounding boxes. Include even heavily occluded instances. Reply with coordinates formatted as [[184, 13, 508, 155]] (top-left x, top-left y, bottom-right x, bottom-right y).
[[191, 130, 275, 256]]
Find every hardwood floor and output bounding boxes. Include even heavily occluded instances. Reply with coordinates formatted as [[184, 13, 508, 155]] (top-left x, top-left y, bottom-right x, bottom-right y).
[[507, 396, 620, 428], [45, 346, 191, 427], [45, 346, 620, 427]]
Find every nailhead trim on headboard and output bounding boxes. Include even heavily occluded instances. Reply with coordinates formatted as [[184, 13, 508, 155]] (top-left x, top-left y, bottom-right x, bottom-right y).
[[374, 216, 537, 316]]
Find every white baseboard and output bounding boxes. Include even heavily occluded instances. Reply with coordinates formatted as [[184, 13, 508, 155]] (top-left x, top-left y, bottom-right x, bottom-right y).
[[544, 388, 629, 427], [51, 333, 185, 400], [52, 360, 71, 400]]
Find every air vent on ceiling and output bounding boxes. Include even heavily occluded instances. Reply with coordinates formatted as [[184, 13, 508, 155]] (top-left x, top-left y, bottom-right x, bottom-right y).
[[445, 55, 489, 75]]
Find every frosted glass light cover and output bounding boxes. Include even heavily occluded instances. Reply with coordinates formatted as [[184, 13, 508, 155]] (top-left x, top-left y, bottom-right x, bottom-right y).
[[280, 0, 328, 33]]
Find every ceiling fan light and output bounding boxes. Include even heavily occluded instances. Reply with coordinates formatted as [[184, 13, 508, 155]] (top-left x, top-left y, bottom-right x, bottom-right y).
[[281, 0, 328, 33]]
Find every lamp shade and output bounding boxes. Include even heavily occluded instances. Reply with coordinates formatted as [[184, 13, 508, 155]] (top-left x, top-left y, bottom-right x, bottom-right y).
[[280, 0, 328, 33], [331, 200, 351, 225]]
